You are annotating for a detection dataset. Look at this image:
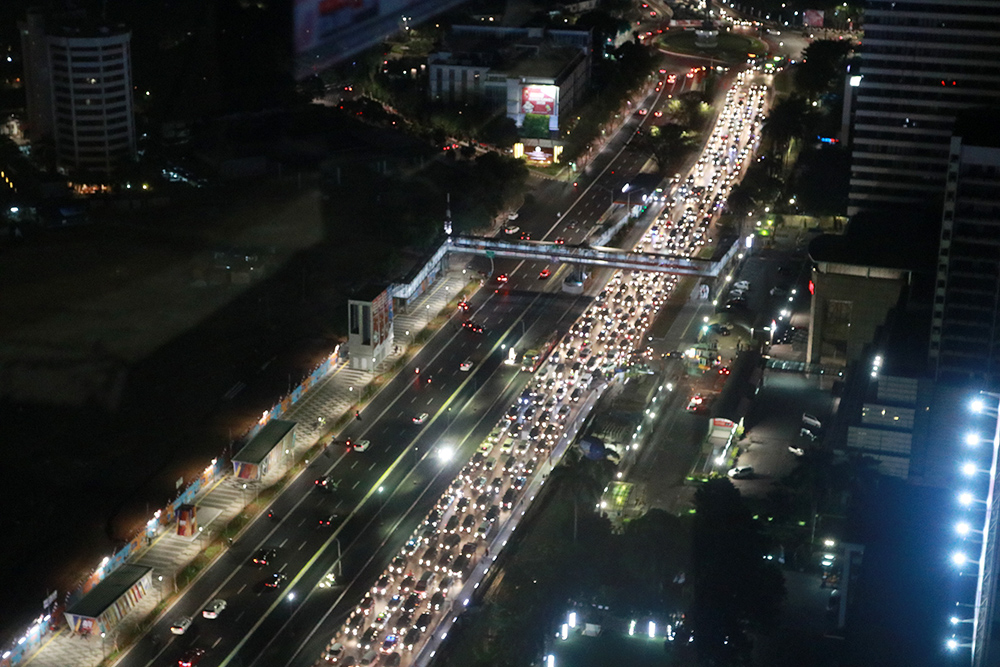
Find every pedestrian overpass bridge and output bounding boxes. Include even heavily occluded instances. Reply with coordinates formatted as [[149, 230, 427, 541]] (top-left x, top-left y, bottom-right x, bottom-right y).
[[447, 235, 724, 278]]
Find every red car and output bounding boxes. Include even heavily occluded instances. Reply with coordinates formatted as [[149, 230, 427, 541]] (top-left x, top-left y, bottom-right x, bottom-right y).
[[554, 237, 565, 245], [178, 648, 205, 667], [496, 273, 508, 284], [538, 269, 551, 279], [457, 301, 470, 311]]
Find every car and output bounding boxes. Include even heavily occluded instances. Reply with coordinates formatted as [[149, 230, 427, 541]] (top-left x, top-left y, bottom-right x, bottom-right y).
[[457, 300, 470, 311], [322, 642, 345, 663], [667, 73, 677, 83], [459, 360, 473, 372], [501, 488, 516, 510], [202, 599, 227, 619], [519, 231, 532, 240], [555, 237, 565, 245], [485, 505, 500, 523], [415, 612, 433, 632], [373, 610, 390, 630], [391, 611, 413, 635], [399, 573, 416, 592], [170, 617, 192, 635], [512, 476, 527, 491], [507, 211, 520, 221], [637, 108, 648, 115], [360, 627, 381, 651], [727, 466, 754, 479], [356, 594, 375, 616], [539, 268, 551, 279], [496, 273, 509, 283], [178, 648, 206, 667], [504, 224, 519, 234], [462, 320, 485, 334], [461, 514, 477, 533], [788, 446, 805, 456], [386, 594, 404, 613], [318, 514, 335, 527], [315, 475, 338, 491], [415, 571, 436, 595], [412, 413, 429, 424], [389, 556, 407, 574], [653, 110, 663, 117], [802, 413, 823, 429], [347, 613, 366, 635], [353, 439, 370, 452], [686, 394, 706, 413], [800, 427, 819, 441], [444, 515, 461, 534], [381, 634, 399, 654], [373, 574, 392, 596], [403, 592, 421, 613], [251, 548, 277, 566], [734, 280, 750, 291], [403, 627, 421, 651], [264, 572, 287, 589], [456, 496, 471, 513]]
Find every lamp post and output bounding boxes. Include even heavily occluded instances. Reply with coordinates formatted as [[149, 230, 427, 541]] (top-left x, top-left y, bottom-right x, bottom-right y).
[[967, 392, 1000, 667]]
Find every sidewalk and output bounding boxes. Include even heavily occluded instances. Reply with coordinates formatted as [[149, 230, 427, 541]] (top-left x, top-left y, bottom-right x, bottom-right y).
[[23, 266, 474, 667]]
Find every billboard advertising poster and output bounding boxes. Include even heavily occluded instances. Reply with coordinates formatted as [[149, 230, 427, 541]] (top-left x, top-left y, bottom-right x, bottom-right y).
[[521, 85, 557, 116], [524, 143, 555, 166], [803, 9, 824, 27], [371, 287, 393, 346], [295, 0, 380, 55]]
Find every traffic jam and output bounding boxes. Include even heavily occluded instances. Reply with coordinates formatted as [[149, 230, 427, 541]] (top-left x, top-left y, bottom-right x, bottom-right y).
[[315, 64, 769, 667]]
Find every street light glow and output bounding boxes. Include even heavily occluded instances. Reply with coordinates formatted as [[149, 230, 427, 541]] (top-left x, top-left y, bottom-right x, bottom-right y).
[[956, 521, 972, 536], [961, 462, 978, 476], [970, 398, 986, 413], [952, 551, 969, 567], [958, 491, 975, 506], [966, 433, 981, 447], [438, 446, 454, 463]]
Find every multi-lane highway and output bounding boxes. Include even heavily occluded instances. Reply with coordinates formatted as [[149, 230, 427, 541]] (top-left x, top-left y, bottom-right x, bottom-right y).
[[121, 58, 771, 667]]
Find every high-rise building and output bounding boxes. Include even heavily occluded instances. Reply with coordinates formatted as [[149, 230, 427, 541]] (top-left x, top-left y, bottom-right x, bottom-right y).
[[19, 9, 135, 175], [930, 113, 1000, 386], [848, 0, 1000, 216]]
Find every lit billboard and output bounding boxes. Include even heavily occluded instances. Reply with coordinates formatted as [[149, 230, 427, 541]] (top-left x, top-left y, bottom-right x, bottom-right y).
[[521, 85, 558, 116]]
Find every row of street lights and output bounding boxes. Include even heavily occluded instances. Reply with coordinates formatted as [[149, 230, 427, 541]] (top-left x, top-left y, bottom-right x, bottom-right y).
[[947, 392, 1000, 664]]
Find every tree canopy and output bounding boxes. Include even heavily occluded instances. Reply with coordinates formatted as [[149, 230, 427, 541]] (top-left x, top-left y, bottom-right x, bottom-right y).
[[691, 479, 785, 664]]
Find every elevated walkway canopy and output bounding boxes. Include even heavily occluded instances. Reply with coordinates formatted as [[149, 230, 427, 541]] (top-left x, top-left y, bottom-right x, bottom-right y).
[[447, 235, 720, 277]]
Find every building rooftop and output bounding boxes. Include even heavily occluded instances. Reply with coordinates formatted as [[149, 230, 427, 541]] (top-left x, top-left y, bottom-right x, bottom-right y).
[[808, 208, 939, 272]]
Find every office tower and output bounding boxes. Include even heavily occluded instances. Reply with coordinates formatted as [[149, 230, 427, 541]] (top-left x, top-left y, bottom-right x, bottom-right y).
[[19, 9, 135, 175], [848, 0, 1000, 216], [930, 113, 1000, 386]]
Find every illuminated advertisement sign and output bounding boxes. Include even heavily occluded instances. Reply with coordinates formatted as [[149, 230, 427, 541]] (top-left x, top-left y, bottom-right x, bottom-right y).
[[371, 287, 394, 346], [521, 85, 558, 116]]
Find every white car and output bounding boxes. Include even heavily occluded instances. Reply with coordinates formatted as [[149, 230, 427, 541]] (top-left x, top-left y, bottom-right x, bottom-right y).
[[734, 280, 750, 291], [170, 617, 192, 635], [202, 599, 227, 619], [459, 360, 473, 372], [413, 413, 429, 425], [353, 439, 370, 452], [503, 225, 519, 234], [727, 466, 754, 479]]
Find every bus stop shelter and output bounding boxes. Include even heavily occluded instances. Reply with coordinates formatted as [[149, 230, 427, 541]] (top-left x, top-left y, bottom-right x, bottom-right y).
[[232, 419, 296, 480], [64, 564, 153, 635]]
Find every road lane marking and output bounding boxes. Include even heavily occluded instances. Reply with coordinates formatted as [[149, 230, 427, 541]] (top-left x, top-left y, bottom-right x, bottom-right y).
[[237, 584, 246, 595], [279, 563, 287, 572], [352, 480, 360, 489], [351, 461, 358, 469], [369, 462, 377, 470], [299, 540, 308, 551], [279, 538, 288, 548]]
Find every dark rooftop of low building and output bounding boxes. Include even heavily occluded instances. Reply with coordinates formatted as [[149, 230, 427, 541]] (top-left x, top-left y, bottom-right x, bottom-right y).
[[808, 206, 939, 273]]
